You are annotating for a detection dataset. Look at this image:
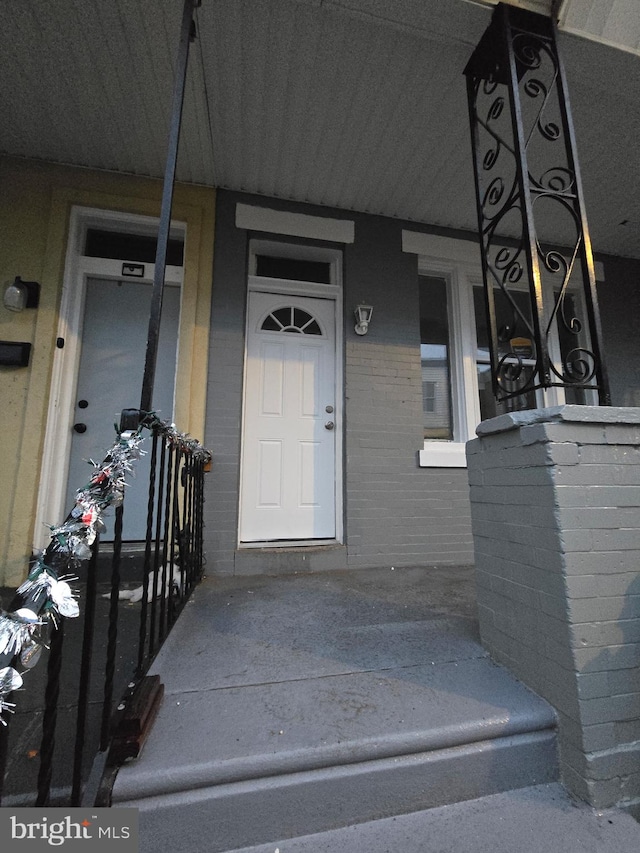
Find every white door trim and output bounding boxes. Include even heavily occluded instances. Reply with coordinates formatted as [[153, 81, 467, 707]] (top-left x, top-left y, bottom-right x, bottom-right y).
[[33, 206, 184, 552], [236, 203, 355, 244]]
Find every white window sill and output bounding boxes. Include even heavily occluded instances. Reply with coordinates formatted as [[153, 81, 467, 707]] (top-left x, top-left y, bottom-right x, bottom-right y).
[[419, 442, 468, 467]]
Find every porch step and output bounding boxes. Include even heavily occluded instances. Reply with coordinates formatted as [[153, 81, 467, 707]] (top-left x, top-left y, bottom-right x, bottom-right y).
[[115, 723, 557, 853], [220, 784, 640, 853], [111, 570, 559, 853]]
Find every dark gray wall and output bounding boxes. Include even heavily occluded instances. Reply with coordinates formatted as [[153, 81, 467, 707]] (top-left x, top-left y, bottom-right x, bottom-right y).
[[343, 215, 473, 568], [469, 408, 640, 815], [203, 193, 640, 576], [598, 255, 640, 407], [203, 190, 473, 574], [204, 191, 249, 574]]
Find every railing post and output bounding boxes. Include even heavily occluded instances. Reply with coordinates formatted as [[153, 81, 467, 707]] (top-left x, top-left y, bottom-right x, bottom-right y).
[[150, 439, 171, 656], [0, 709, 8, 803], [100, 504, 124, 751], [168, 443, 183, 624], [182, 452, 194, 590], [71, 538, 101, 805], [137, 428, 159, 673], [35, 622, 65, 806], [160, 441, 176, 636]]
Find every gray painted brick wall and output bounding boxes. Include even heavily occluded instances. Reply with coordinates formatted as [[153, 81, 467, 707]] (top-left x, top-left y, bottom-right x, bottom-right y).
[[340, 226, 473, 566], [203, 191, 474, 574], [201, 199, 640, 578], [203, 191, 248, 574], [469, 406, 640, 817]]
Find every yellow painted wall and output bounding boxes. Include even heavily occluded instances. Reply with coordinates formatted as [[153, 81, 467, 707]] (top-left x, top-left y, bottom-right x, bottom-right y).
[[0, 157, 215, 587]]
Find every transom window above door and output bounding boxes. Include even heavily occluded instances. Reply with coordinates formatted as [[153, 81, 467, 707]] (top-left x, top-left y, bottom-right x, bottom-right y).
[[249, 239, 342, 293], [255, 254, 331, 283], [260, 307, 323, 335], [84, 227, 184, 266]]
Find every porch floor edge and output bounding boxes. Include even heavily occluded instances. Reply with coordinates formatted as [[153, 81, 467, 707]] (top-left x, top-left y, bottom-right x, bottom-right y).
[[111, 566, 556, 810]]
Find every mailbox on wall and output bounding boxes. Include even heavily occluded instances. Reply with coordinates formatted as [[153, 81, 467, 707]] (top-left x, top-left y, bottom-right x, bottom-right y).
[[0, 341, 32, 367]]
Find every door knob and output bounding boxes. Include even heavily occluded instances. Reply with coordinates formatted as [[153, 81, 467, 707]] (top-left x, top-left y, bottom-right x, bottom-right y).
[[324, 421, 335, 430], [73, 423, 87, 434]]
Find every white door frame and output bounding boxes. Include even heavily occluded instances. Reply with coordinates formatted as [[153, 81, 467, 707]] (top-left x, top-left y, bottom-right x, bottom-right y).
[[33, 206, 185, 552], [239, 243, 344, 547]]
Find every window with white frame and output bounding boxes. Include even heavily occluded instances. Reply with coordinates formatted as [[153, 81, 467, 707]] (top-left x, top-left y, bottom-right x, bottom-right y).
[[417, 262, 479, 466], [406, 232, 599, 468], [423, 381, 437, 414], [419, 276, 453, 440]]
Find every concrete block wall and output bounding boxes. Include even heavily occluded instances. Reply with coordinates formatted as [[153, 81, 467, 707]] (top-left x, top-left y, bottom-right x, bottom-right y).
[[468, 405, 640, 816]]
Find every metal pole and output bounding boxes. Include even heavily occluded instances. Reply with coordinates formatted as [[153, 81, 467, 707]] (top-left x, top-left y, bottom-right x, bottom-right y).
[[140, 0, 198, 414]]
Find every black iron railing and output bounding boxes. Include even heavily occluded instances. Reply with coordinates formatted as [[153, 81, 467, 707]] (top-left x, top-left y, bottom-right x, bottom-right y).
[[0, 414, 210, 807], [1, 0, 203, 808]]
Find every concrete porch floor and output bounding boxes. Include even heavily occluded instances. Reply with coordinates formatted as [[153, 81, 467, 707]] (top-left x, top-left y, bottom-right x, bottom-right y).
[[110, 565, 640, 852]]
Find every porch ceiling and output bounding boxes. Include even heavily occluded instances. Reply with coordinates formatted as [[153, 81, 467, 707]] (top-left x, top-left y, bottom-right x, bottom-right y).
[[2, 0, 640, 258]]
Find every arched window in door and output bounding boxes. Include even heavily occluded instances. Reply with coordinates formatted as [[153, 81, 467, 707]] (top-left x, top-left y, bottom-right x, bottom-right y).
[[260, 306, 322, 336]]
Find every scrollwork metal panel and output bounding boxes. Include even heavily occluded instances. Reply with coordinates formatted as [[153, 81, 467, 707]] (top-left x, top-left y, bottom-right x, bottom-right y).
[[464, 3, 610, 406]]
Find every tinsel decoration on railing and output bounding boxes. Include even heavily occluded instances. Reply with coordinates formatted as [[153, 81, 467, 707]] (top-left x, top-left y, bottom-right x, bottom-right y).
[[0, 414, 211, 725]]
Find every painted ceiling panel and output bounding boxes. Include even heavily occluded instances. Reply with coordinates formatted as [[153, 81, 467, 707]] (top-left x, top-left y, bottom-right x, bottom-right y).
[[561, 0, 640, 53], [0, 0, 639, 258]]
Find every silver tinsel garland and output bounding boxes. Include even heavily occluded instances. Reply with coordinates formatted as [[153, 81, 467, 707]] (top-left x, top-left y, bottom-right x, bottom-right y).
[[0, 416, 211, 725]]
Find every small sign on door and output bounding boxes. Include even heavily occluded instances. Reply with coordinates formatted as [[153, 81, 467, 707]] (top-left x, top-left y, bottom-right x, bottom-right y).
[[122, 262, 145, 277]]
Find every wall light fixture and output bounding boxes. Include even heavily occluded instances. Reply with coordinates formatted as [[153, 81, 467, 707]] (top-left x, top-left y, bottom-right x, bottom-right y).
[[354, 304, 373, 336], [3, 277, 41, 313]]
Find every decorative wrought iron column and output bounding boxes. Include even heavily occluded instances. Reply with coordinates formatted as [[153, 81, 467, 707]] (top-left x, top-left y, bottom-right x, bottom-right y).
[[464, 3, 610, 406]]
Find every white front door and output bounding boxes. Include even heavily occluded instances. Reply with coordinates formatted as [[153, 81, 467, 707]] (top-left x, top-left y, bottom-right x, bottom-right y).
[[240, 292, 337, 542], [65, 275, 180, 539]]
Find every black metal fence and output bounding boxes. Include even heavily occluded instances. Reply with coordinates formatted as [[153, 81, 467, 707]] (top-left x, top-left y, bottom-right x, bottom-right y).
[[0, 416, 210, 807]]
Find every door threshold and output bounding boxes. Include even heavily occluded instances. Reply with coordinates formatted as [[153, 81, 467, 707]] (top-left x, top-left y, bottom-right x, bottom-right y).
[[238, 539, 339, 550]]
